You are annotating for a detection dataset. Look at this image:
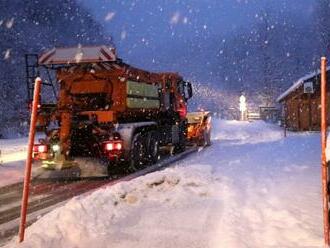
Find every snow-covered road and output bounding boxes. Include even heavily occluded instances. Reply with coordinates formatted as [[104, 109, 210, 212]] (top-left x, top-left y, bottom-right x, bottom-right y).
[[0, 135, 45, 187], [4, 120, 323, 248]]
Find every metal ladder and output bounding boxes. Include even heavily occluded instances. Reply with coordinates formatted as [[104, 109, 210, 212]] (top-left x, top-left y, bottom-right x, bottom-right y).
[[25, 54, 39, 103], [25, 54, 57, 104]]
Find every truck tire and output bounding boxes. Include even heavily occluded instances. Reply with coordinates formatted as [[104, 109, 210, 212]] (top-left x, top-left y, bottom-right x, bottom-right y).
[[129, 133, 147, 171], [146, 131, 160, 164], [173, 121, 186, 153], [173, 133, 186, 154]]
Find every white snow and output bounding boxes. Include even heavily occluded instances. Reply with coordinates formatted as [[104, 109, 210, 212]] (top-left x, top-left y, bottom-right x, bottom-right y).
[[0, 136, 29, 187], [170, 11, 180, 25], [3, 49, 11, 60], [104, 12, 116, 22], [0, 134, 44, 187], [5, 18, 14, 29], [3, 120, 323, 247]]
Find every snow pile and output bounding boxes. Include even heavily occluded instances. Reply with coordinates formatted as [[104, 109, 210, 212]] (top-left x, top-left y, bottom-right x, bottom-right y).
[[5, 165, 217, 248], [4, 119, 323, 248], [213, 120, 283, 145]]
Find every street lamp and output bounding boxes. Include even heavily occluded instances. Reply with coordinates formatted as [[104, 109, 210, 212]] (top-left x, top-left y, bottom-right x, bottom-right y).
[[239, 94, 247, 121]]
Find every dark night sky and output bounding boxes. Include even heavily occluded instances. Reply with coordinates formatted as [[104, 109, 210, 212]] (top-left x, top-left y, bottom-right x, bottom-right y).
[[79, 0, 313, 66]]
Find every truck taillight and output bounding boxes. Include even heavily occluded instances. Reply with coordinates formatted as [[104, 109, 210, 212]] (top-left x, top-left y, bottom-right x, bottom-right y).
[[178, 105, 187, 118], [105, 143, 114, 151], [115, 143, 122, 150], [33, 144, 48, 153], [104, 141, 123, 151]]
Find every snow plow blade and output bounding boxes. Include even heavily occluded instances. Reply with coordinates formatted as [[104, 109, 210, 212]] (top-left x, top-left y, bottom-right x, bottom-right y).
[[33, 166, 81, 180], [187, 112, 212, 146], [41, 159, 79, 170], [32, 157, 111, 179], [32, 157, 82, 180]]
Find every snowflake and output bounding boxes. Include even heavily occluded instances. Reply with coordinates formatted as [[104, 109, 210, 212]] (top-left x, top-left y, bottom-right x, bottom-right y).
[[121, 30, 127, 40], [6, 18, 14, 29], [170, 11, 180, 25], [105, 12, 116, 21], [4, 49, 11, 60]]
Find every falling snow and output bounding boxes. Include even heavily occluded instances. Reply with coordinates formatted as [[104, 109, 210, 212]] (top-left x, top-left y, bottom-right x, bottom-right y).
[[105, 12, 116, 22], [170, 11, 180, 25], [3, 49, 11, 60], [5, 18, 14, 29]]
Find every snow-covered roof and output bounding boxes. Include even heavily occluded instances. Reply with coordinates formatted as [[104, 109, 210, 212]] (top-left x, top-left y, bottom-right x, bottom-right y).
[[38, 45, 117, 65], [276, 66, 330, 102]]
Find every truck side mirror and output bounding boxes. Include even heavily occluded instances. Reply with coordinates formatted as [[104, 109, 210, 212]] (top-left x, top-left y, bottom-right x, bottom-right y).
[[186, 82, 193, 100]]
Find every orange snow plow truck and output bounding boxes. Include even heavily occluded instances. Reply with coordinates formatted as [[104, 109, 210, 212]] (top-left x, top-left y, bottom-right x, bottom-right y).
[[27, 45, 210, 174]]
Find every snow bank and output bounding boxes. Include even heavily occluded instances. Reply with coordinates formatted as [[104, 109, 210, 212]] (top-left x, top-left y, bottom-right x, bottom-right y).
[[212, 120, 283, 144], [5, 165, 217, 248], [4, 119, 324, 248]]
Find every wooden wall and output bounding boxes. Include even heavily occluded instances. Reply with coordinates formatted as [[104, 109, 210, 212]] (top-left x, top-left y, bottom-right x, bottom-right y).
[[283, 86, 330, 131]]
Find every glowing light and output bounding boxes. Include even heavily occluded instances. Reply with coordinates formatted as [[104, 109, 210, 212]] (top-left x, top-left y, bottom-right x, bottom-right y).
[[105, 143, 114, 151], [52, 144, 60, 152]]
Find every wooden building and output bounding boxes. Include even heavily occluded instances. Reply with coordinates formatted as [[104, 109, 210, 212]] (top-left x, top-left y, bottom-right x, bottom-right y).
[[277, 68, 330, 131]]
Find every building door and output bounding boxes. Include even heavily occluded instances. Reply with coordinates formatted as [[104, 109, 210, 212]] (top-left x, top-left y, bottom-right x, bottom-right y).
[[299, 100, 310, 131]]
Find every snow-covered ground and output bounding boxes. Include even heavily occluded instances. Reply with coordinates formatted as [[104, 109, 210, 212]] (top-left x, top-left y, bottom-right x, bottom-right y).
[[0, 136, 29, 187], [0, 134, 45, 187], [3, 119, 323, 247]]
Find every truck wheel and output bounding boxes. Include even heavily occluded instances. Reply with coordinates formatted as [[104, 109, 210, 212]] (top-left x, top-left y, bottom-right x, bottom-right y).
[[146, 131, 160, 164], [129, 133, 147, 171], [173, 121, 187, 154], [106, 159, 122, 177], [173, 136, 186, 154]]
